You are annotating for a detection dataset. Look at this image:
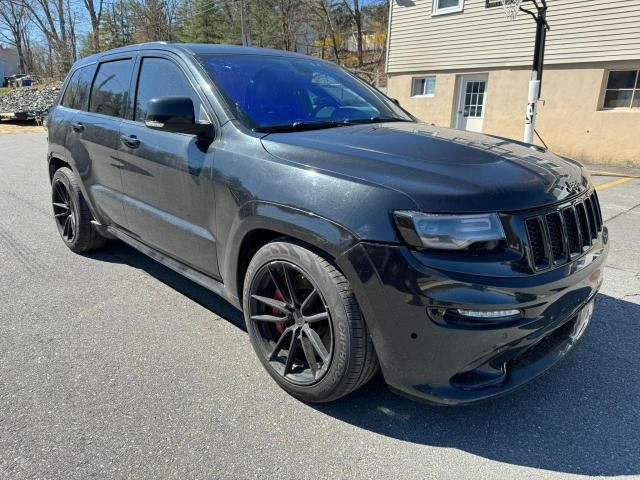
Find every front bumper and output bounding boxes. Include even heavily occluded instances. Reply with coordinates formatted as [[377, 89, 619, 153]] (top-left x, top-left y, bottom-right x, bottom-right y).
[[336, 230, 608, 406]]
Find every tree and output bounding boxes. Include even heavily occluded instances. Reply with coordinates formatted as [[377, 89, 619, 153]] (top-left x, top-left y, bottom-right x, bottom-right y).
[[340, 0, 363, 66], [131, 0, 178, 41], [98, 0, 134, 49], [81, 0, 104, 54], [0, 0, 30, 72], [313, 0, 341, 62], [20, 0, 77, 73], [1, 0, 389, 83], [178, 0, 240, 44]]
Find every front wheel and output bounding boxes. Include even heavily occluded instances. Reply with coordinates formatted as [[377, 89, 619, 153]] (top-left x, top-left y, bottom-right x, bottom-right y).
[[243, 241, 379, 403]]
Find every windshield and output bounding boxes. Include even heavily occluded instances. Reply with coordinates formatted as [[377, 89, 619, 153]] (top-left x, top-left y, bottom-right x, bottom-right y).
[[198, 54, 413, 131]]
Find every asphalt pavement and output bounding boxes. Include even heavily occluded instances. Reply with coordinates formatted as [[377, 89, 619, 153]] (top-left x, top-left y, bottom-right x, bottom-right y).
[[1, 132, 639, 480]]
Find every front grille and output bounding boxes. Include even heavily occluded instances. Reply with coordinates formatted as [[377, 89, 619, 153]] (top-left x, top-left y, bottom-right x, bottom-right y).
[[524, 191, 602, 271]]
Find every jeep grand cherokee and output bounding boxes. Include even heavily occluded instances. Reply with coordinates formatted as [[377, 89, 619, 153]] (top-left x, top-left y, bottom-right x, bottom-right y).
[[46, 43, 608, 404]]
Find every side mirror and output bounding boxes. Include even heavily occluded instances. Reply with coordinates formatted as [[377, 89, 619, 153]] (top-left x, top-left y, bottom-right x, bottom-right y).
[[145, 96, 212, 138], [390, 98, 401, 106]]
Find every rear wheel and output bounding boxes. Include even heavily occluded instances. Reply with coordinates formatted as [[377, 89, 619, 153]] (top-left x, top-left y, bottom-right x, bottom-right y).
[[243, 241, 379, 403], [51, 167, 107, 253]]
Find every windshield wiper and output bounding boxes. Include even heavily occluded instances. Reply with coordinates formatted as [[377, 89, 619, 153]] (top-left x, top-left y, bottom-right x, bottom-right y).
[[254, 120, 351, 133], [341, 116, 413, 125], [254, 116, 413, 133]]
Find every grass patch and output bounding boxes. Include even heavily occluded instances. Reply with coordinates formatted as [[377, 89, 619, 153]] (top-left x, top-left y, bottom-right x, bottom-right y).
[[0, 87, 10, 96]]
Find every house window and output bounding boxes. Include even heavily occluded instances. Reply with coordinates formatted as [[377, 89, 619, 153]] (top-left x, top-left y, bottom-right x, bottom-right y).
[[603, 70, 640, 109], [432, 0, 464, 15], [411, 77, 436, 97]]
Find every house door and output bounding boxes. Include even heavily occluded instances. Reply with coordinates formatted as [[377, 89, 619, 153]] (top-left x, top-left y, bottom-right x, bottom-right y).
[[455, 74, 488, 132]]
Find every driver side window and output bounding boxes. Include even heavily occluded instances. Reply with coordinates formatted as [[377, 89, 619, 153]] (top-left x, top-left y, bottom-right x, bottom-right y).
[[134, 57, 203, 122]]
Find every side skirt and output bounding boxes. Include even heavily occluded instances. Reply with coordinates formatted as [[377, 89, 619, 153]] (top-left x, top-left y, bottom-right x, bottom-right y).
[[105, 225, 241, 310]]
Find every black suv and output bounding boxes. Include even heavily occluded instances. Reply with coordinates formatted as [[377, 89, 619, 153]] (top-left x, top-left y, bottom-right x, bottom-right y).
[[47, 43, 608, 405]]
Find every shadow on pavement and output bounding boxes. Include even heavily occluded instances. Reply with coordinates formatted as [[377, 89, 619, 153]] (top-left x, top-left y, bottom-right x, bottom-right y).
[[83, 240, 246, 331], [313, 293, 639, 477], [85, 240, 638, 477]]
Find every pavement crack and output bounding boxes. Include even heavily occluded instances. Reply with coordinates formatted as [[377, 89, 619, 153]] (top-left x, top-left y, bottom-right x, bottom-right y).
[[604, 199, 640, 224]]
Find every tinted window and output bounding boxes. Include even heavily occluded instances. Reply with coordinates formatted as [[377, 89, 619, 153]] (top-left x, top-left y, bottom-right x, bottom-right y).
[[134, 57, 200, 122], [61, 66, 94, 110], [198, 54, 411, 129], [89, 59, 134, 118]]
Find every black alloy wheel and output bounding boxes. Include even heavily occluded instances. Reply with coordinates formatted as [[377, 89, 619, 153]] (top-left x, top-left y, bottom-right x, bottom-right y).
[[50, 167, 107, 253], [52, 177, 77, 242], [243, 241, 379, 403], [248, 260, 333, 386]]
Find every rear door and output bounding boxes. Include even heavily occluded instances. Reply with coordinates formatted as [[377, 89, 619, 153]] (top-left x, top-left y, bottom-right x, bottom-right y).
[[48, 63, 96, 176], [118, 53, 220, 278], [72, 55, 136, 228]]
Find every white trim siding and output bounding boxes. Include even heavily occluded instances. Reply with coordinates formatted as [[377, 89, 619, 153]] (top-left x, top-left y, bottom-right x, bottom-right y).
[[387, 0, 640, 73], [384, 0, 394, 75]]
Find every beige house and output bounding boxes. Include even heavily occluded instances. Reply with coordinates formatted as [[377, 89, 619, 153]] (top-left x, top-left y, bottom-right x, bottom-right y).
[[385, 0, 640, 165]]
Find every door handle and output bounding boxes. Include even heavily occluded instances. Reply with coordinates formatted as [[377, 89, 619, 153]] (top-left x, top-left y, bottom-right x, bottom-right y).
[[120, 134, 140, 149], [71, 122, 84, 132]]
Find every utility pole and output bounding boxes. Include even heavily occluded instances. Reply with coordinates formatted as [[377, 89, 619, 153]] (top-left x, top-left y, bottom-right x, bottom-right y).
[[519, 0, 550, 144], [239, 0, 251, 46]]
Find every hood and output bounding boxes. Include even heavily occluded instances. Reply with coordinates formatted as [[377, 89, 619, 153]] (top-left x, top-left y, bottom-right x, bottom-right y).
[[261, 122, 590, 213]]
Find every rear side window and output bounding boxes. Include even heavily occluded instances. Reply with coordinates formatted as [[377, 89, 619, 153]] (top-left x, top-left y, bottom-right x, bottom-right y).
[[60, 66, 94, 110], [89, 59, 134, 118], [134, 57, 201, 122]]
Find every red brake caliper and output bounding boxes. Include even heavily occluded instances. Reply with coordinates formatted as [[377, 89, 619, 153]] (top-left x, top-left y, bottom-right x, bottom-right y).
[[272, 289, 287, 334]]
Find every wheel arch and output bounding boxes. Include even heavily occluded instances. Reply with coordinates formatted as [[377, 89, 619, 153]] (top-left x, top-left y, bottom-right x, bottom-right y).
[[223, 201, 360, 306], [48, 155, 72, 182], [47, 153, 106, 232]]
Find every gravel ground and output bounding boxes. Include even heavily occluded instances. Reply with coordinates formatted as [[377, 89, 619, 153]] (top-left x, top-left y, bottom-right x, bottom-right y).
[[1, 133, 639, 480], [0, 87, 60, 114]]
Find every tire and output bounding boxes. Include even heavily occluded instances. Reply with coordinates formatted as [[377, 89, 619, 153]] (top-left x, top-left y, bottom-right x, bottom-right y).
[[243, 241, 379, 403], [51, 167, 107, 253]]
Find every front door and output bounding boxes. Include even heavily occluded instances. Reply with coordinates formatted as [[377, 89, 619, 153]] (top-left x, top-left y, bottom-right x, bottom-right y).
[[455, 74, 488, 133], [118, 54, 220, 279]]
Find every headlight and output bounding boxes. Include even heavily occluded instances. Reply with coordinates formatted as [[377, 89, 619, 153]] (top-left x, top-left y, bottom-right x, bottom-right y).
[[393, 211, 505, 250]]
